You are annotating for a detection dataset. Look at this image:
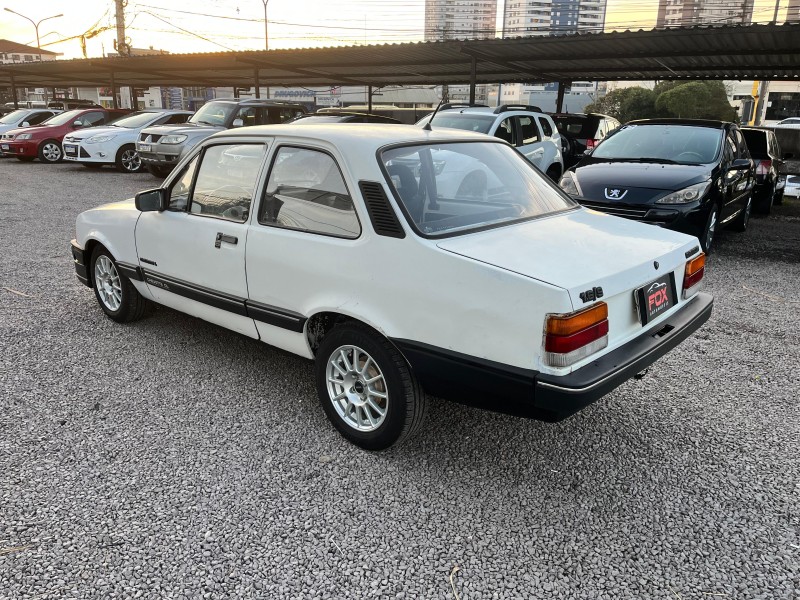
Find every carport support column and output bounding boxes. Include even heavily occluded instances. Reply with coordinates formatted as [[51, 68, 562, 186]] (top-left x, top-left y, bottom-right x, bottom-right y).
[[254, 69, 261, 99], [110, 73, 118, 109], [469, 56, 477, 105], [368, 85, 372, 113], [129, 86, 136, 109], [556, 81, 570, 113], [10, 73, 18, 109]]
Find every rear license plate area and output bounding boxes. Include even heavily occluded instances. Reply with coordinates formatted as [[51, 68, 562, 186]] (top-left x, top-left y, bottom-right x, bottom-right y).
[[635, 272, 677, 325]]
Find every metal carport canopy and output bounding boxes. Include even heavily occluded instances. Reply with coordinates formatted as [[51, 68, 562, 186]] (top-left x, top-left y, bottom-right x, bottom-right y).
[[2, 22, 800, 90]]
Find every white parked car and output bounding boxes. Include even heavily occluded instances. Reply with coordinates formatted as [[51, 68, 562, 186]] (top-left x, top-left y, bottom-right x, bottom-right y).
[[71, 124, 713, 450], [63, 110, 193, 172], [417, 104, 564, 180]]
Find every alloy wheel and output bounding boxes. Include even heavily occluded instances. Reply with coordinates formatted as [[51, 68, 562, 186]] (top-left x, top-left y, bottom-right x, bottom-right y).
[[94, 255, 122, 311], [326, 345, 388, 432], [121, 149, 141, 172], [42, 143, 61, 162]]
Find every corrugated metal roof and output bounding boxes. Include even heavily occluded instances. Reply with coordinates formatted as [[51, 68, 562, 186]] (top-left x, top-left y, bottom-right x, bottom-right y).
[[1, 23, 799, 89]]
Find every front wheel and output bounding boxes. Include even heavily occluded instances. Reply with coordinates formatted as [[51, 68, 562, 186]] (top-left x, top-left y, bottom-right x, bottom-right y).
[[754, 184, 775, 215], [90, 246, 150, 323], [38, 139, 63, 163], [116, 144, 142, 173], [314, 323, 426, 451], [731, 193, 752, 232], [700, 205, 719, 254]]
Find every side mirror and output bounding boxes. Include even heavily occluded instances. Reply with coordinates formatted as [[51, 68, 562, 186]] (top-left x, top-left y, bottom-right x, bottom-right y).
[[73, 120, 83, 128], [21, 121, 30, 127], [583, 147, 594, 156], [135, 188, 167, 212], [231, 118, 244, 128], [784, 152, 794, 160], [729, 158, 751, 171]]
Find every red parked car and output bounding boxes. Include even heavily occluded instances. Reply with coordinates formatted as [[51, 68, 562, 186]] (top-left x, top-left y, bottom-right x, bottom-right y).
[[0, 108, 129, 163]]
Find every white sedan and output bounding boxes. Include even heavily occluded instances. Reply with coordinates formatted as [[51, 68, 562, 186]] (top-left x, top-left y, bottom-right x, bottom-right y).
[[71, 124, 713, 450], [63, 109, 192, 172]]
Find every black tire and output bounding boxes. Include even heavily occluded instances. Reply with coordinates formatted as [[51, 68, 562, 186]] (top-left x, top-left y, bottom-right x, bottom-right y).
[[90, 246, 150, 323], [38, 139, 63, 163], [561, 135, 575, 160], [82, 163, 103, 169], [115, 144, 142, 173], [314, 322, 426, 451], [731, 193, 753, 233], [754, 183, 775, 216], [546, 164, 561, 182], [699, 204, 719, 254], [774, 188, 784, 205], [146, 164, 172, 178], [16, 156, 35, 162]]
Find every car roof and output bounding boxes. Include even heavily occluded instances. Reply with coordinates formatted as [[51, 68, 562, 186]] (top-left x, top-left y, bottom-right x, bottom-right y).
[[437, 104, 546, 117], [213, 122, 497, 147], [550, 112, 614, 120], [626, 118, 729, 128]]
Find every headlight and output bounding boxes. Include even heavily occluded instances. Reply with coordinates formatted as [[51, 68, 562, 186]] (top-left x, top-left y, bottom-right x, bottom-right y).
[[655, 181, 712, 204], [85, 134, 116, 143], [16, 133, 32, 140], [160, 134, 188, 145], [559, 171, 581, 196]]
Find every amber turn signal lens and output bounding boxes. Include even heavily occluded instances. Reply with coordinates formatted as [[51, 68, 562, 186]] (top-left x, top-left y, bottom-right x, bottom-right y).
[[685, 253, 706, 277], [546, 302, 608, 337]]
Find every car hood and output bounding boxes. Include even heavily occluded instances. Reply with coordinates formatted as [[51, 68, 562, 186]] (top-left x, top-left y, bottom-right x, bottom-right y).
[[3, 123, 58, 137], [141, 122, 222, 136], [436, 207, 696, 307], [65, 126, 120, 140], [573, 158, 712, 203]]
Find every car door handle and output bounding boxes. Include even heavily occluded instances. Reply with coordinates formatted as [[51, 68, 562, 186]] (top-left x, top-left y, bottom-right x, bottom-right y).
[[214, 232, 238, 248]]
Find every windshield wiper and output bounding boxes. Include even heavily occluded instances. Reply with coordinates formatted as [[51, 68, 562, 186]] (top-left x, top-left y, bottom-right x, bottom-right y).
[[616, 157, 679, 164]]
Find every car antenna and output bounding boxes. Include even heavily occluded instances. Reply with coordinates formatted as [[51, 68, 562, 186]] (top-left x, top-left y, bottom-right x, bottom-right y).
[[423, 97, 445, 131]]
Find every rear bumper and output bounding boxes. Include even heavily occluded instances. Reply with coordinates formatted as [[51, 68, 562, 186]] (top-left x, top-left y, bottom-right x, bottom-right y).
[[70, 239, 91, 287], [394, 292, 713, 421]]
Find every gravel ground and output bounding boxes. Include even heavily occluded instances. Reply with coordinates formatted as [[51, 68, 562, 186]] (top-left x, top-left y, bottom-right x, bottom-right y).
[[1, 158, 798, 599]]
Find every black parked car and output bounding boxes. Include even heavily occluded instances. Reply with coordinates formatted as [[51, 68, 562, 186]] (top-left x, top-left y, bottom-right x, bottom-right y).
[[741, 127, 789, 214], [559, 119, 755, 253], [550, 112, 621, 168]]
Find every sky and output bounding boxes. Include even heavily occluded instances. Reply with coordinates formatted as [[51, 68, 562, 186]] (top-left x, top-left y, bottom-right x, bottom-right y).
[[0, 0, 788, 60]]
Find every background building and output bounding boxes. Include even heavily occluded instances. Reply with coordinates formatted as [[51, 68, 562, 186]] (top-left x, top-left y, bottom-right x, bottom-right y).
[[656, 0, 754, 28], [503, 0, 607, 37], [424, 0, 497, 41]]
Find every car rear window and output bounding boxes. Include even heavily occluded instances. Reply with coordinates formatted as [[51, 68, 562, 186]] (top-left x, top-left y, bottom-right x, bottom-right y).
[[552, 116, 595, 138], [427, 113, 496, 134], [381, 141, 576, 237], [741, 129, 768, 156]]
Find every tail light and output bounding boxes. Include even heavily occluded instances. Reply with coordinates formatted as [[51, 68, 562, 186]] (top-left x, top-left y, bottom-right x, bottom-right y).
[[585, 138, 600, 151], [683, 252, 705, 298], [756, 160, 772, 176], [544, 302, 608, 367]]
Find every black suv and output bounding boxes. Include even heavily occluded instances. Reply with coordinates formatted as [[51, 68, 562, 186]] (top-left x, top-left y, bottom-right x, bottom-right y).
[[559, 119, 755, 253], [741, 127, 789, 214], [550, 112, 621, 168], [137, 99, 307, 177]]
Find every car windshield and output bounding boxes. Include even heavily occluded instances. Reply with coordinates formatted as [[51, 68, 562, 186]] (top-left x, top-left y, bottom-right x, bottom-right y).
[[591, 124, 722, 164], [0, 110, 30, 124], [381, 142, 577, 237], [42, 109, 85, 126], [189, 103, 236, 126], [109, 111, 161, 129], [426, 113, 496, 134]]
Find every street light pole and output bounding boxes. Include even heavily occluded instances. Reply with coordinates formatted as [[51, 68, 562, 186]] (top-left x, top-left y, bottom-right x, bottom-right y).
[[261, 0, 269, 50], [4, 9, 63, 104]]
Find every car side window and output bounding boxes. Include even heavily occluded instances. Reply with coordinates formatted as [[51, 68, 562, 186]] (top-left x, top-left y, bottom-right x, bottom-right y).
[[189, 144, 266, 222], [494, 118, 516, 145], [268, 107, 304, 124], [163, 113, 189, 125], [78, 111, 105, 127], [537, 116, 553, 138], [518, 116, 540, 145], [724, 135, 735, 165], [235, 107, 258, 127], [27, 112, 51, 125], [734, 129, 749, 159], [167, 155, 199, 211], [259, 146, 360, 238]]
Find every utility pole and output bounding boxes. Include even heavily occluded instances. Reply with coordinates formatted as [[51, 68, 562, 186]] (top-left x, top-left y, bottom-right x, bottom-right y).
[[115, 0, 128, 56], [261, 0, 269, 50]]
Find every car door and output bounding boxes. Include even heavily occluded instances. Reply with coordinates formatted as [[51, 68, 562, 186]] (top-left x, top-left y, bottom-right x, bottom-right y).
[[720, 129, 750, 222], [514, 115, 545, 168], [134, 141, 269, 338]]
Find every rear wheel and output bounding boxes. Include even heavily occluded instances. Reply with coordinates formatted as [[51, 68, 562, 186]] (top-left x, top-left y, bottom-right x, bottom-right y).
[[90, 246, 150, 323], [755, 183, 775, 215], [38, 139, 63, 163], [116, 144, 142, 173], [700, 205, 719, 254], [545, 164, 561, 182], [314, 322, 426, 451]]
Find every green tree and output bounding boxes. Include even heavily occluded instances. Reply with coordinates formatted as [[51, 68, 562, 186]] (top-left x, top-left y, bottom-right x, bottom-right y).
[[584, 87, 657, 123], [654, 81, 736, 121]]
